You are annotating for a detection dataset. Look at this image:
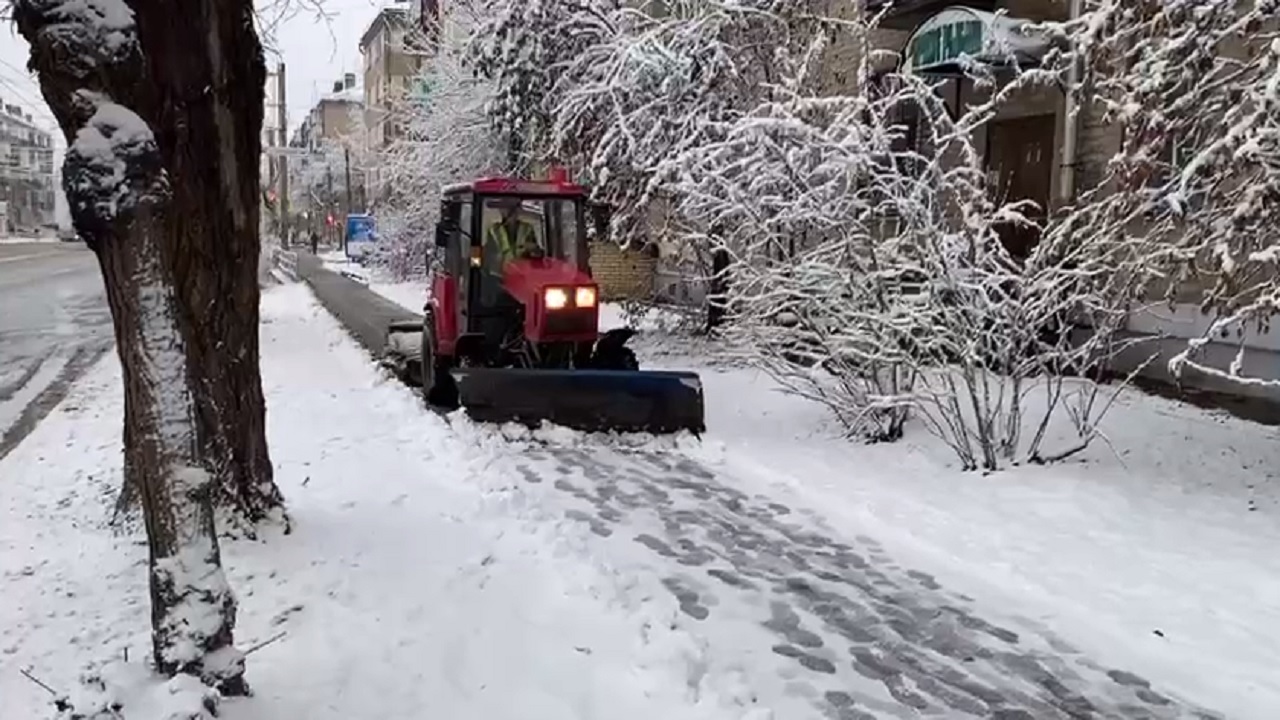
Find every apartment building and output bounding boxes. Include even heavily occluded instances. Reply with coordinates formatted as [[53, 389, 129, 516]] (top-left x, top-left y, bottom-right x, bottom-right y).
[[288, 75, 368, 233], [360, 2, 429, 200], [846, 0, 1073, 256], [0, 100, 56, 234], [294, 74, 364, 150]]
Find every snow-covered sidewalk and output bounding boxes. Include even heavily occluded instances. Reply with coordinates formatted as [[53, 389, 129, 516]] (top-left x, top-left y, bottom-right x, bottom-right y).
[[0, 284, 745, 719]]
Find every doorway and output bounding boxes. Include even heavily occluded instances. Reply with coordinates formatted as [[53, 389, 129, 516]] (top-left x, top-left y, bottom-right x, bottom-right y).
[[986, 114, 1055, 258]]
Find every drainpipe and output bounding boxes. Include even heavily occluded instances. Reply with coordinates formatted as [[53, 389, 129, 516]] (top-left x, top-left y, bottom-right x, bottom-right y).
[[1059, 0, 1083, 206]]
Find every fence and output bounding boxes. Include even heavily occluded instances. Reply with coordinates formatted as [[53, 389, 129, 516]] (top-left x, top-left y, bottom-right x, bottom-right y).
[[273, 249, 299, 282]]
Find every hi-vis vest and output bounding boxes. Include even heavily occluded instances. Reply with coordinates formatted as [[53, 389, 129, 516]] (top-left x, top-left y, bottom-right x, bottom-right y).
[[485, 222, 538, 269]]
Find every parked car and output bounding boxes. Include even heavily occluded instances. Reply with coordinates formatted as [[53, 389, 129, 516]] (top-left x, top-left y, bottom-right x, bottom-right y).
[[56, 228, 81, 243]]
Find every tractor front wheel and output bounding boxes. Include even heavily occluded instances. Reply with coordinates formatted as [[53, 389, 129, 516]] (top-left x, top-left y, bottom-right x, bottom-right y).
[[421, 318, 459, 408]]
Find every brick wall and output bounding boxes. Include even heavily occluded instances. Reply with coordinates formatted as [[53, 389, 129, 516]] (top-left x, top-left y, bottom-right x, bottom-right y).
[[589, 241, 657, 301]]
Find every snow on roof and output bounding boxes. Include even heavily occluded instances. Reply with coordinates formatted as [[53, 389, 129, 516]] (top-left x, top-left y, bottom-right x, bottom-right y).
[[322, 87, 364, 104]]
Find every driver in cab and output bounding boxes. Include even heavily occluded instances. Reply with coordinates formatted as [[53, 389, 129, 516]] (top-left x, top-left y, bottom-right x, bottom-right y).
[[483, 199, 541, 279]]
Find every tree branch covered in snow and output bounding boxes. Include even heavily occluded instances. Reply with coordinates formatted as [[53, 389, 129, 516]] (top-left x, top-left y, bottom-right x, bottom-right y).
[[548, 0, 835, 246], [1059, 0, 1280, 387], [466, 0, 622, 172], [668, 9, 1138, 469], [375, 0, 507, 279]]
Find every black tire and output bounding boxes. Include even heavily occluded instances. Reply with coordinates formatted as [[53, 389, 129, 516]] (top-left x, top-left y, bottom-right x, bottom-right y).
[[420, 322, 435, 394], [421, 317, 459, 408]]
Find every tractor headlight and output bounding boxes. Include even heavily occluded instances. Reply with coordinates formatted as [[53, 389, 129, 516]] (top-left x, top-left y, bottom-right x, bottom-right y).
[[544, 287, 569, 310], [575, 286, 597, 308]]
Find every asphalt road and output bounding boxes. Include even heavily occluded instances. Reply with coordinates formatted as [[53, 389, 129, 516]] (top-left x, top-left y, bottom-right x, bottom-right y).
[[0, 242, 112, 460]]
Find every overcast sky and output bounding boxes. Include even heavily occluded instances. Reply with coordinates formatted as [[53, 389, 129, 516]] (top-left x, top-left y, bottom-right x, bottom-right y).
[[0, 0, 385, 147]]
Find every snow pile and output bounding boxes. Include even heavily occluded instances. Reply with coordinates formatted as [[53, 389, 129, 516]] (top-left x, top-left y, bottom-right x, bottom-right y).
[[58, 662, 220, 720]]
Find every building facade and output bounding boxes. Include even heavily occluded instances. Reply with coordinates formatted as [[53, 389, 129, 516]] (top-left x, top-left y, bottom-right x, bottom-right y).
[[0, 100, 56, 235], [360, 3, 428, 200], [858, 0, 1280, 400], [288, 75, 369, 238], [294, 74, 364, 150]]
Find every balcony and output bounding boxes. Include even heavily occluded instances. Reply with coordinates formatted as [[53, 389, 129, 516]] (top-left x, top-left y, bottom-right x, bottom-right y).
[[865, 0, 998, 30]]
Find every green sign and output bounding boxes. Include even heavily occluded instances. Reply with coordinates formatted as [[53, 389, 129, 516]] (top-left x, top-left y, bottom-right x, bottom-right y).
[[909, 19, 984, 72]]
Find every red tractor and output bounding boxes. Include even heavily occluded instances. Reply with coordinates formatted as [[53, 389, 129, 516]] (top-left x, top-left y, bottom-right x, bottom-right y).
[[386, 170, 705, 435]]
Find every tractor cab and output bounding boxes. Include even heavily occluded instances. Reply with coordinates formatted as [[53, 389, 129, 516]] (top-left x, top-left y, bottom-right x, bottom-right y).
[[431, 171, 610, 360]]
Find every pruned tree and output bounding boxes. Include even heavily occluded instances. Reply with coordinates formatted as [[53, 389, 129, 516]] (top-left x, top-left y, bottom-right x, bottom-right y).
[[14, 0, 283, 696]]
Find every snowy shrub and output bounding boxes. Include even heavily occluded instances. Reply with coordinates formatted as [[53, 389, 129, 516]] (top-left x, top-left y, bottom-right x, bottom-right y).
[[667, 10, 1138, 468]]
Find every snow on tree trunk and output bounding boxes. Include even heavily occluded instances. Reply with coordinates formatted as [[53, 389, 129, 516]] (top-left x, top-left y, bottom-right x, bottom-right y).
[[130, 0, 285, 530], [72, 99, 245, 693], [15, 0, 260, 695], [17, 0, 287, 531]]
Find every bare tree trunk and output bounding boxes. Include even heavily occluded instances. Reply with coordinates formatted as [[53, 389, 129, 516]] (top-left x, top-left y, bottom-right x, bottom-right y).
[[129, 0, 285, 528], [705, 245, 731, 334], [15, 0, 259, 692], [98, 220, 246, 693]]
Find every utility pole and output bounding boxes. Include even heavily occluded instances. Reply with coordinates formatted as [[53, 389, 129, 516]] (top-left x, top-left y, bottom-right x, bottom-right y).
[[344, 146, 354, 216], [326, 165, 337, 251], [277, 62, 289, 248]]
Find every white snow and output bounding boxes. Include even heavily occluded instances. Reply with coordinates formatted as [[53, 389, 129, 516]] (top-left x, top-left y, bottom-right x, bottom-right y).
[[370, 280, 427, 314], [317, 250, 372, 284], [67, 100, 158, 219], [0, 284, 769, 720], [0, 353, 71, 439], [4, 283, 1280, 718], [367, 285, 1280, 719], [680, 366, 1280, 719]]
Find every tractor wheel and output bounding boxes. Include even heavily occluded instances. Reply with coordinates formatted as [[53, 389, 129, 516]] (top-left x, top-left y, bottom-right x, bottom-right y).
[[617, 347, 639, 371], [421, 319, 459, 409], [605, 346, 639, 371]]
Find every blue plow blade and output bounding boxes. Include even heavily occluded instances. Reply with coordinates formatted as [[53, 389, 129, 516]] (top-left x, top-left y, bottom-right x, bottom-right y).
[[450, 367, 706, 435]]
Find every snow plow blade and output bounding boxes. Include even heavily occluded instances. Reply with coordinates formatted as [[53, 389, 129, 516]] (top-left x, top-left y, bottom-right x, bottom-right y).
[[449, 367, 706, 435]]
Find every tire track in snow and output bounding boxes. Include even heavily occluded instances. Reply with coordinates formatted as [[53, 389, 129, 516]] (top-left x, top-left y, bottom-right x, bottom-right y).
[[0, 355, 49, 403], [0, 342, 113, 463]]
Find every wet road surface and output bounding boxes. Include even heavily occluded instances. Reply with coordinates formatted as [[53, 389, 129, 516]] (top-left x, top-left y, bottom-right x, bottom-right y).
[[0, 242, 111, 460]]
